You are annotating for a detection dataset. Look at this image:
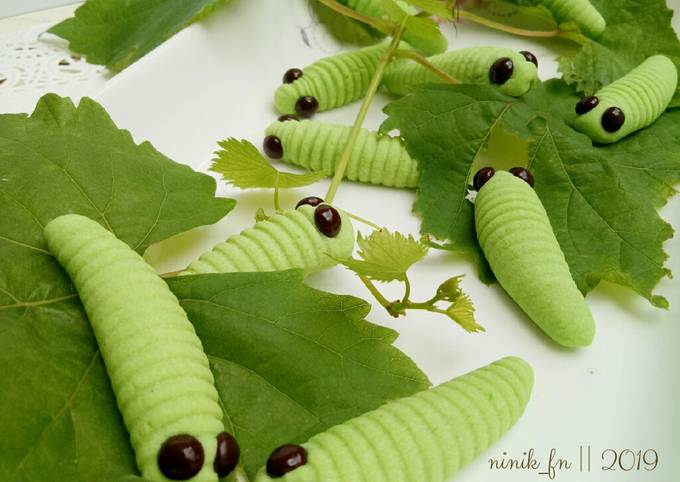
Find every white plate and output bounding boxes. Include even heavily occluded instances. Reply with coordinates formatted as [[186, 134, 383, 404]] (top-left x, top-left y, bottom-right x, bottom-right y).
[[95, 2, 680, 481]]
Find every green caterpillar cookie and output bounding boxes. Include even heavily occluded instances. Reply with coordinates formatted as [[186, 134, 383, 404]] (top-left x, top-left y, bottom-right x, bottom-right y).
[[383, 47, 539, 97], [474, 169, 595, 348], [254, 356, 533, 482], [264, 119, 419, 188], [540, 0, 606, 38], [276, 43, 389, 117], [573, 55, 678, 144], [339, 0, 448, 55], [44, 215, 240, 482], [183, 201, 354, 275]]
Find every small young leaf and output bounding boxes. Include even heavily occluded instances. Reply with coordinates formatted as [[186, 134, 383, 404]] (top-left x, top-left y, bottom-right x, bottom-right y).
[[447, 293, 483, 333], [211, 138, 324, 189], [437, 275, 465, 301], [340, 230, 429, 282]]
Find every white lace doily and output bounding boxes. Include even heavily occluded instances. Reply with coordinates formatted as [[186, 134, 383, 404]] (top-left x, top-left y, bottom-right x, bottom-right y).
[[0, 24, 110, 114]]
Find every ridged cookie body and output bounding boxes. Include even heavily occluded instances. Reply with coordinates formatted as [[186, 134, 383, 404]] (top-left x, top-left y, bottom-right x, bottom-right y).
[[44, 214, 223, 482], [266, 119, 419, 188], [183, 205, 354, 275], [254, 357, 533, 482], [573, 55, 678, 144], [275, 43, 388, 115], [540, 0, 606, 38], [383, 47, 538, 97], [475, 172, 595, 347]]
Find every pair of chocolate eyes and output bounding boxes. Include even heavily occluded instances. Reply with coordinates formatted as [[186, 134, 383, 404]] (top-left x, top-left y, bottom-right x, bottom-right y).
[[489, 51, 538, 85], [158, 432, 239, 480], [297, 196, 342, 238], [473, 167, 534, 191], [575, 96, 626, 133], [282, 68, 319, 118]]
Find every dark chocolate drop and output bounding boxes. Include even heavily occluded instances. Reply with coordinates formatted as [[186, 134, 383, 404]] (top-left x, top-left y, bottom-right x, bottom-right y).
[[509, 167, 535, 187], [158, 434, 204, 480], [473, 167, 496, 191], [213, 432, 240, 477], [263, 135, 283, 159], [314, 204, 342, 238], [490, 58, 514, 85], [283, 68, 303, 84], [296, 196, 324, 209], [601, 107, 625, 133], [266, 444, 308, 478], [295, 96, 319, 118], [576, 96, 599, 115]]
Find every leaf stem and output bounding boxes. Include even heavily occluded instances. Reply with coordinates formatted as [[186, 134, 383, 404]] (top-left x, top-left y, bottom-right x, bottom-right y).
[[402, 274, 411, 303], [317, 0, 393, 31], [394, 49, 461, 84], [455, 9, 589, 45], [358, 275, 395, 314], [345, 211, 382, 230], [456, 9, 560, 38], [273, 172, 281, 212], [325, 21, 407, 203]]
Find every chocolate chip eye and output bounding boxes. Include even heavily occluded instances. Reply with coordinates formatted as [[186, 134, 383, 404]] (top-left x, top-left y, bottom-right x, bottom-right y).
[[158, 434, 204, 480], [509, 167, 535, 187], [283, 68, 303, 84], [278, 114, 300, 122], [295, 96, 319, 118], [266, 444, 308, 478], [602, 107, 625, 132], [263, 135, 283, 159], [520, 50, 538, 67], [213, 432, 240, 477], [296, 196, 324, 209], [473, 167, 496, 191], [489, 58, 514, 85], [576, 96, 599, 115], [314, 204, 342, 238]]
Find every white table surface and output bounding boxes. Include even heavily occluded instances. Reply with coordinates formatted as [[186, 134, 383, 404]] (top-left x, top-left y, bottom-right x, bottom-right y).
[[3, 2, 680, 482]]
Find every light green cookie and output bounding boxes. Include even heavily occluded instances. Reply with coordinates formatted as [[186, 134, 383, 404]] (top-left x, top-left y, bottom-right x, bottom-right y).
[[265, 119, 419, 188], [183, 204, 354, 275], [383, 47, 538, 97], [254, 356, 534, 482], [540, 0, 606, 38], [573, 55, 678, 144], [275, 43, 389, 115], [475, 172, 596, 347], [44, 214, 225, 482]]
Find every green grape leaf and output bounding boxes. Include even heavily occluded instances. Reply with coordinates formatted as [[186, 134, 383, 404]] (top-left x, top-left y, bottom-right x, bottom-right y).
[[557, 0, 680, 101], [0, 95, 428, 481], [48, 0, 229, 72], [340, 229, 429, 282], [1, 269, 429, 481], [383, 81, 679, 307], [310, 0, 386, 45], [210, 138, 325, 189], [170, 272, 429, 477], [0, 93, 234, 481]]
